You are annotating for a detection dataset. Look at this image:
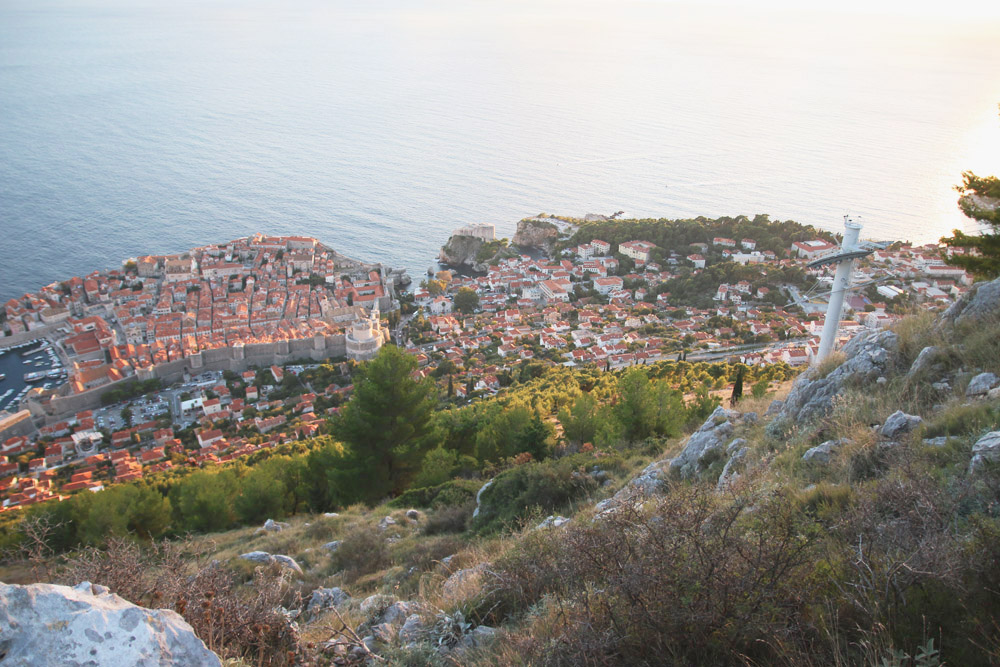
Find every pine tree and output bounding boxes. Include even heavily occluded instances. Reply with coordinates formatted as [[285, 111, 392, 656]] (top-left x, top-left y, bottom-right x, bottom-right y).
[[330, 345, 439, 503], [941, 107, 1000, 279]]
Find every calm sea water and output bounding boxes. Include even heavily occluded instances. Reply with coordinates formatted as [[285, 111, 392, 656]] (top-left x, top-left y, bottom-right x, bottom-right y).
[[2, 0, 999, 302]]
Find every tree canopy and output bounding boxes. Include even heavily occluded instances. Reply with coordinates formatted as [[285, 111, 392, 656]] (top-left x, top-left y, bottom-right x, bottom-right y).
[[330, 345, 440, 503], [454, 287, 480, 314], [941, 107, 1000, 279]]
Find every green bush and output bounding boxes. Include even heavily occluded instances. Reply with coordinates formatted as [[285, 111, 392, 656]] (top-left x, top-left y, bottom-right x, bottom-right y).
[[472, 454, 599, 533]]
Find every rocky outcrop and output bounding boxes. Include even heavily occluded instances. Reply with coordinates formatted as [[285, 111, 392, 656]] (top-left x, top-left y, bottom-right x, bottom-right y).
[[802, 439, 849, 465], [238, 551, 303, 574], [880, 410, 923, 440], [306, 587, 350, 618], [512, 218, 559, 250], [939, 275, 1000, 327], [0, 581, 220, 667], [970, 431, 1000, 473], [778, 329, 898, 424], [717, 441, 749, 489], [439, 234, 486, 270], [255, 518, 290, 534], [536, 515, 570, 529], [967, 372, 1000, 397], [669, 406, 741, 479]]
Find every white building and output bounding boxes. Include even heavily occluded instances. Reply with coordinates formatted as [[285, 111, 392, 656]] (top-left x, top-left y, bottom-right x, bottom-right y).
[[345, 303, 389, 361], [451, 223, 496, 241]]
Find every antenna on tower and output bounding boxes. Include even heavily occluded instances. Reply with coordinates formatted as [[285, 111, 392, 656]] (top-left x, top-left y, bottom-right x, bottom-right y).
[[807, 215, 876, 364]]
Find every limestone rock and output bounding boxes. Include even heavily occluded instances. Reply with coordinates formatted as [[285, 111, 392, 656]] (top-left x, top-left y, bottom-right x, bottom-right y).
[[323, 512, 339, 518], [717, 445, 749, 489], [0, 581, 221, 667], [239, 550, 272, 564], [306, 587, 350, 617], [405, 509, 421, 521], [455, 625, 497, 652], [966, 372, 1000, 397], [371, 622, 396, 643], [536, 515, 570, 530], [472, 479, 493, 519], [321, 540, 342, 552], [880, 410, 923, 440], [260, 518, 289, 533], [803, 439, 848, 465], [399, 614, 427, 645], [923, 437, 951, 447], [238, 551, 302, 574], [669, 406, 738, 479], [360, 594, 395, 622], [382, 601, 418, 627], [512, 218, 559, 250], [779, 329, 898, 424], [378, 516, 397, 530], [907, 346, 944, 378], [970, 431, 1000, 473], [939, 275, 1000, 327]]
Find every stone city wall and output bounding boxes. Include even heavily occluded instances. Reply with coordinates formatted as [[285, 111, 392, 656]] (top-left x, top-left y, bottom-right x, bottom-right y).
[[34, 333, 346, 422]]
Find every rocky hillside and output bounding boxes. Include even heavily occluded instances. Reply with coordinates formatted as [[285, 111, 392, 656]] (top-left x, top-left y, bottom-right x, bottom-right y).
[[3, 277, 999, 666]]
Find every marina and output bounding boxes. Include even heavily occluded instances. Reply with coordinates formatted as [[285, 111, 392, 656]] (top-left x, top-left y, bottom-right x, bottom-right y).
[[0, 338, 66, 413]]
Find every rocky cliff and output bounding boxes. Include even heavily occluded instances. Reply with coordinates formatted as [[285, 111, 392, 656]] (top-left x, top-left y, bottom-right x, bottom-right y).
[[438, 234, 487, 271], [512, 217, 559, 250]]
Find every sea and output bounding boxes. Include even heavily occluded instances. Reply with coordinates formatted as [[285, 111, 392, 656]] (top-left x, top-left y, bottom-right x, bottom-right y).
[[1, 0, 999, 305]]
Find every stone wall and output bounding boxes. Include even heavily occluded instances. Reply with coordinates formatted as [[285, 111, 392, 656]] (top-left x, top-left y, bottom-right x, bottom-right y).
[[34, 333, 347, 422]]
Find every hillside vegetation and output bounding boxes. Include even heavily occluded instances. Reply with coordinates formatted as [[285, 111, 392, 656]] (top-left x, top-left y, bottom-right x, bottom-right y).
[[2, 277, 1000, 666]]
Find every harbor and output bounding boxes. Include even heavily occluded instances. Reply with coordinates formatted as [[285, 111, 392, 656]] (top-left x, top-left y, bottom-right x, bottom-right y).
[[0, 338, 66, 413]]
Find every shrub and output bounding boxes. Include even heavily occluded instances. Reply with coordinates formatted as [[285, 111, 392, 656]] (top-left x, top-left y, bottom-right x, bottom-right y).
[[61, 537, 298, 665], [472, 455, 599, 534], [423, 502, 475, 535], [329, 525, 391, 581]]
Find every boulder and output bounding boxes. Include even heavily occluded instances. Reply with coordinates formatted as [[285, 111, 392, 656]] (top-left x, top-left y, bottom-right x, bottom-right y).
[[536, 515, 570, 530], [966, 372, 1000, 397], [620, 459, 669, 498], [803, 439, 848, 465], [717, 445, 749, 489], [370, 622, 396, 643], [405, 509, 421, 521], [472, 479, 493, 519], [669, 406, 738, 478], [779, 329, 898, 424], [271, 555, 302, 574], [907, 346, 944, 378], [238, 551, 302, 574], [360, 594, 395, 621], [923, 437, 951, 447], [239, 550, 272, 564], [880, 410, 923, 440], [321, 540, 342, 553], [939, 275, 1000, 327], [970, 431, 1000, 473], [258, 518, 289, 533], [0, 581, 221, 666], [455, 625, 497, 652], [306, 587, 350, 616], [399, 614, 427, 645], [381, 601, 418, 627], [378, 515, 397, 530], [323, 512, 339, 518]]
